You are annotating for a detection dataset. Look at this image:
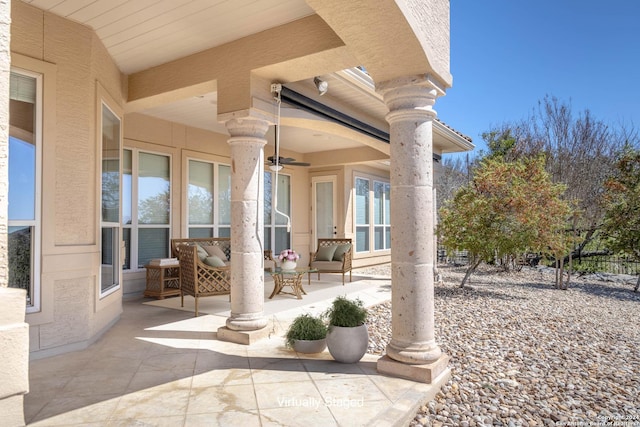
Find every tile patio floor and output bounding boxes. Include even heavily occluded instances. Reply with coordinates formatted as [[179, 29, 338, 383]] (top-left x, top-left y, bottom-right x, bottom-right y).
[[25, 271, 444, 426]]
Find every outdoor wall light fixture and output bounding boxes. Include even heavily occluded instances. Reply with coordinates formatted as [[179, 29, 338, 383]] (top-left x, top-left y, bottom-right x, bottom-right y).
[[313, 77, 328, 96]]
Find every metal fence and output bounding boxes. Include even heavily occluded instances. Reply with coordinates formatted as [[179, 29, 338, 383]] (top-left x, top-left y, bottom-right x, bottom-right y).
[[437, 247, 469, 266], [437, 247, 640, 276], [571, 254, 640, 276]]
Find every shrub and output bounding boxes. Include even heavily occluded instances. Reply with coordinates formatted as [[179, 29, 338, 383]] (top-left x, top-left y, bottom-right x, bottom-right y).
[[285, 314, 327, 348], [324, 296, 367, 328]]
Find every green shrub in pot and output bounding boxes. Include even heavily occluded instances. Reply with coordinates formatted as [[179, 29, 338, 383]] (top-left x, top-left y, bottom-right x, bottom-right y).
[[324, 296, 367, 327], [323, 296, 369, 363], [285, 314, 328, 353]]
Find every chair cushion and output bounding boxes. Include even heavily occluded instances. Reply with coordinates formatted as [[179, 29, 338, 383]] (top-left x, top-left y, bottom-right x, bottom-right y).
[[315, 245, 337, 261], [203, 245, 228, 261], [332, 243, 351, 261], [311, 260, 344, 270], [264, 259, 276, 271], [203, 255, 226, 268], [196, 245, 209, 261]]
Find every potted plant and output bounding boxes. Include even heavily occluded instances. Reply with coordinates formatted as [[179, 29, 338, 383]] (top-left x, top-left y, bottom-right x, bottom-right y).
[[285, 314, 328, 354], [278, 249, 300, 270], [324, 296, 369, 363]]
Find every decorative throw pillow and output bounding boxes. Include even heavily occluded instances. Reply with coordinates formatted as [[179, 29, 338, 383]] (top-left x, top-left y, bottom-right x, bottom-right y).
[[196, 245, 208, 261], [203, 245, 228, 261], [333, 243, 352, 261], [315, 244, 338, 261], [203, 255, 226, 268]]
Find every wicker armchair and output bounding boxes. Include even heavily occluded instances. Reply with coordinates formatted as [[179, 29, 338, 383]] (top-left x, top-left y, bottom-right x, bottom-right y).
[[171, 237, 231, 261], [264, 250, 276, 271], [309, 238, 353, 285], [171, 238, 231, 317]]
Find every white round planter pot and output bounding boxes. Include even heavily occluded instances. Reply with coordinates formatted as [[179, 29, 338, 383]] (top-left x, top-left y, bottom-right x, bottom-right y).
[[281, 260, 297, 271], [293, 338, 327, 354], [326, 324, 369, 363]]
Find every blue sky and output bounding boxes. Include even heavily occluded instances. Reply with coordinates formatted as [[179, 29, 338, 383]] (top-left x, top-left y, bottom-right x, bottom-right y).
[[436, 1, 640, 157]]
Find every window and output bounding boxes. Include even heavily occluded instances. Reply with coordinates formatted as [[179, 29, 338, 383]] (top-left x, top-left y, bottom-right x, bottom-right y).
[[374, 181, 391, 250], [187, 160, 230, 238], [8, 69, 42, 312], [264, 172, 291, 254], [354, 176, 391, 253], [100, 103, 122, 296], [355, 177, 370, 252], [123, 149, 170, 270]]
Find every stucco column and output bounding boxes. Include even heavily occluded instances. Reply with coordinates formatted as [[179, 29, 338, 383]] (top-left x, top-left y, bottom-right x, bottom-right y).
[[377, 75, 449, 384], [223, 117, 269, 333]]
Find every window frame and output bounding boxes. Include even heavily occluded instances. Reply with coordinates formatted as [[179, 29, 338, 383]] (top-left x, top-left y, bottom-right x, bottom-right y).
[[186, 158, 230, 238], [99, 100, 122, 298], [353, 174, 391, 255], [8, 66, 43, 313], [373, 180, 391, 251], [123, 148, 172, 272]]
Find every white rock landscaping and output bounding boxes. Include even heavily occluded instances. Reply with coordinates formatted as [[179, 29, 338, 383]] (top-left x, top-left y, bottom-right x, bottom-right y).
[[360, 264, 640, 426]]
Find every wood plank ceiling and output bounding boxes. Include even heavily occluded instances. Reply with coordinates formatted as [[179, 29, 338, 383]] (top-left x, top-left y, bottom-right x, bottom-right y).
[[22, 0, 314, 74]]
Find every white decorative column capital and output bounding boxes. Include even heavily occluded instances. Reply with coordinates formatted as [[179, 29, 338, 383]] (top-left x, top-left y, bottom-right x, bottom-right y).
[[225, 117, 270, 140], [377, 74, 444, 122]]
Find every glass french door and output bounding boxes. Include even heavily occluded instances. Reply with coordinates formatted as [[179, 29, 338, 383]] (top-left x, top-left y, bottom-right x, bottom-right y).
[[312, 176, 337, 249]]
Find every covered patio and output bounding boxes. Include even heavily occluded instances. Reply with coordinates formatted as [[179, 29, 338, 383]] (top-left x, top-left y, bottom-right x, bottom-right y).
[[25, 269, 439, 426], [1, 1, 473, 424]]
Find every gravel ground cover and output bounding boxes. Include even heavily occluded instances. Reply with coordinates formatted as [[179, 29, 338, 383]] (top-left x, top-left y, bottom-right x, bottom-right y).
[[356, 264, 640, 427]]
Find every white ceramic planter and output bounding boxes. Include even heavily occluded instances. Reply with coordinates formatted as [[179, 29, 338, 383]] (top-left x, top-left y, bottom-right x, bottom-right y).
[[281, 260, 297, 270], [326, 324, 369, 363], [293, 338, 327, 354]]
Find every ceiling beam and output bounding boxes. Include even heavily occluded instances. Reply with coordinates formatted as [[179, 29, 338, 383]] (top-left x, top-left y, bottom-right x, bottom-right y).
[[126, 14, 353, 113]]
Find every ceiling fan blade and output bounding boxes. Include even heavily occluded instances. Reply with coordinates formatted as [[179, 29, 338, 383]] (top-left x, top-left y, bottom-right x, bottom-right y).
[[268, 156, 298, 164], [286, 161, 311, 167]]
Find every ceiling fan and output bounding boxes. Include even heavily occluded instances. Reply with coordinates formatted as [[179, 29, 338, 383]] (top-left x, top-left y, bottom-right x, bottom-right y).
[[266, 125, 310, 171]]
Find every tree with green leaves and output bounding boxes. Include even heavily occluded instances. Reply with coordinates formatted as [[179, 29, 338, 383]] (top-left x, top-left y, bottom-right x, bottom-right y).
[[600, 147, 640, 292], [480, 96, 634, 256], [438, 156, 574, 288]]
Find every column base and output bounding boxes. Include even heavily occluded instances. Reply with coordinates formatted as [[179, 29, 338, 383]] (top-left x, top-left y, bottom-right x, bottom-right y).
[[226, 312, 268, 332], [217, 325, 272, 345], [376, 353, 450, 384], [0, 395, 25, 427]]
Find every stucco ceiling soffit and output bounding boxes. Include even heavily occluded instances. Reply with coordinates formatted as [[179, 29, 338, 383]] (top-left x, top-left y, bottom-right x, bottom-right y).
[[305, 0, 452, 88], [252, 47, 358, 86], [306, 146, 388, 167], [127, 14, 344, 106], [280, 116, 390, 156]]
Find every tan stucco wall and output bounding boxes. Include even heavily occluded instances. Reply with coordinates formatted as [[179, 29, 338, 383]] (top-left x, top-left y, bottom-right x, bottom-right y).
[[305, 0, 451, 88], [11, 1, 126, 357]]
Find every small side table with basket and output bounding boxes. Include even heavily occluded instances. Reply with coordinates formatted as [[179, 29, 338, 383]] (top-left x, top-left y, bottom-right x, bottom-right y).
[[144, 259, 181, 299]]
